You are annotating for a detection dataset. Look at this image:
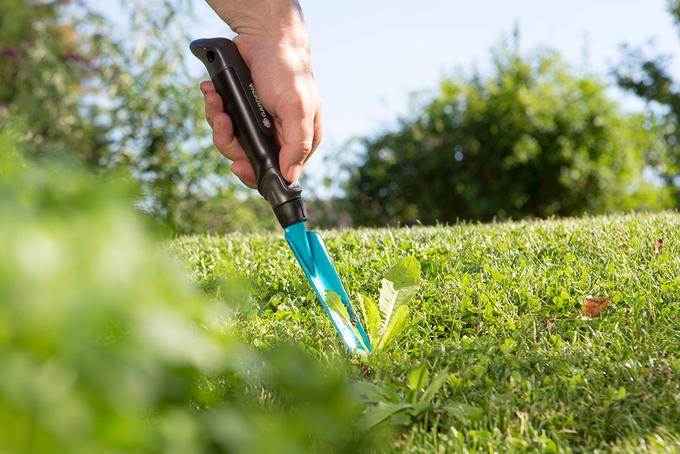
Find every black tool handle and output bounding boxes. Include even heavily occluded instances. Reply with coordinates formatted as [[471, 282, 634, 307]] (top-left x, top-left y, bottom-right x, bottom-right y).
[[190, 37, 306, 228]]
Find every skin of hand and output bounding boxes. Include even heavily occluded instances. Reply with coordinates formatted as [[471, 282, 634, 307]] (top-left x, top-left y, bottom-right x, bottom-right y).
[[201, 0, 322, 188]]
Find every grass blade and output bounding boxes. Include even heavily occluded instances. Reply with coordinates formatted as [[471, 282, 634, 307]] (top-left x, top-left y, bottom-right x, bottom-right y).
[[419, 368, 449, 405]]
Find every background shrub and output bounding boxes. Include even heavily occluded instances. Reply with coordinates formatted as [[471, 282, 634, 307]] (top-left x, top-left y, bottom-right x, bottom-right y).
[[346, 50, 671, 226]]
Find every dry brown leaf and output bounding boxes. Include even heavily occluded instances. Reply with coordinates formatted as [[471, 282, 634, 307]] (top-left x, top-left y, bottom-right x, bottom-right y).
[[582, 296, 611, 318], [654, 238, 664, 254]]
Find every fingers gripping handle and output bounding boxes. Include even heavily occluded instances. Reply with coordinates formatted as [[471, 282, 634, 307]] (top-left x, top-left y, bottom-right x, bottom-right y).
[[190, 37, 307, 228]]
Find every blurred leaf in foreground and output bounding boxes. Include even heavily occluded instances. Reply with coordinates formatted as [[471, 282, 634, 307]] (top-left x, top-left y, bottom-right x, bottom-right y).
[[0, 131, 382, 453]]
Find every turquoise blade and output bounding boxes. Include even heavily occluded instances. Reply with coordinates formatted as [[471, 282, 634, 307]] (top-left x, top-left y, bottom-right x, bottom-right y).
[[284, 221, 371, 355]]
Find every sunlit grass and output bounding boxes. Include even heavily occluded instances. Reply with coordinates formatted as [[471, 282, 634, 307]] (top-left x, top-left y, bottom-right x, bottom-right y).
[[175, 212, 680, 452]]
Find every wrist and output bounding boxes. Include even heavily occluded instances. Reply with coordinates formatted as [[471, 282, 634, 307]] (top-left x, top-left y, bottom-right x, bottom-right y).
[[208, 0, 309, 46]]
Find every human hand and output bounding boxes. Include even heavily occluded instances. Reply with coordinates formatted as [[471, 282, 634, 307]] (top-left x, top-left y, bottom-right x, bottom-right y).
[[201, 0, 322, 188]]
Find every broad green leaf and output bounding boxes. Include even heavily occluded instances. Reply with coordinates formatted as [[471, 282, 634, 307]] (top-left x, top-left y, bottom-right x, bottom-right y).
[[363, 294, 381, 344], [390, 411, 413, 426], [377, 304, 410, 350], [407, 363, 429, 392], [353, 381, 395, 403], [378, 256, 421, 335], [360, 402, 412, 429], [378, 278, 417, 333], [419, 368, 449, 404], [384, 255, 421, 289]]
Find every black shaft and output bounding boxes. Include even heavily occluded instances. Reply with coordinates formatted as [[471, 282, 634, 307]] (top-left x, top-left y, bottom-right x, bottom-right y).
[[190, 37, 307, 228]]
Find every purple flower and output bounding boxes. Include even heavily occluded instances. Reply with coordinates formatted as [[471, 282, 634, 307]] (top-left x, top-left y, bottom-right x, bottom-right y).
[[63, 53, 85, 63], [1, 47, 19, 59], [62, 52, 96, 69]]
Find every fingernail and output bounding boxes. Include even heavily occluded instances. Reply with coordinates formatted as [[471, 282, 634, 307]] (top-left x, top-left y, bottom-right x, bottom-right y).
[[288, 164, 302, 182]]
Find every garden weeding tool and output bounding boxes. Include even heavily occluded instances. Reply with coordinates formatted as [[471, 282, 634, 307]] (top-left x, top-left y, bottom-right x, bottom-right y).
[[191, 38, 371, 355]]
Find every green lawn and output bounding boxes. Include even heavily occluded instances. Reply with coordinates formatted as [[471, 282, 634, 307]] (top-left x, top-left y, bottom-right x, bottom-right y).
[[173, 212, 680, 452]]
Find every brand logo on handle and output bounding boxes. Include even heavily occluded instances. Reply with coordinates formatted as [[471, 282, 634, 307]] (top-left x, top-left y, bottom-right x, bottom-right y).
[[248, 82, 271, 129]]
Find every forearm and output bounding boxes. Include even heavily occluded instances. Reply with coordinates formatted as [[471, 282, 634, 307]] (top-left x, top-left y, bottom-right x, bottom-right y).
[[206, 0, 308, 46]]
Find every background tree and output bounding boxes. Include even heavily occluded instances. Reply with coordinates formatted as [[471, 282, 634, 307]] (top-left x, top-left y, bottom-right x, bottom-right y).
[[615, 0, 680, 203], [345, 48, 669, 226], [0, 0, 273, 233], [0, 0, 109, 164]]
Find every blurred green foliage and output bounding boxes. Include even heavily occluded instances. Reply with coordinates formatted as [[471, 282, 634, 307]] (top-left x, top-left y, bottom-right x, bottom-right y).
[[0, 129, 381, 453], [0, 0, 274, 234], [346, 49, 672, 226], [615, 0, 680, 203]]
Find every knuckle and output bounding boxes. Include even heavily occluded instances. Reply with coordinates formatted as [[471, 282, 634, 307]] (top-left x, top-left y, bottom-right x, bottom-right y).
[[213, 130, 228, 151], [301, 140, 313, 154], [205, 92, 218, 108], [289, 90, 315, 119]]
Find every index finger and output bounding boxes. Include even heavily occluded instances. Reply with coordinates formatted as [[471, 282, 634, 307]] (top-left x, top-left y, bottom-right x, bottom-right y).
[[277, 94, 316, 182]]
